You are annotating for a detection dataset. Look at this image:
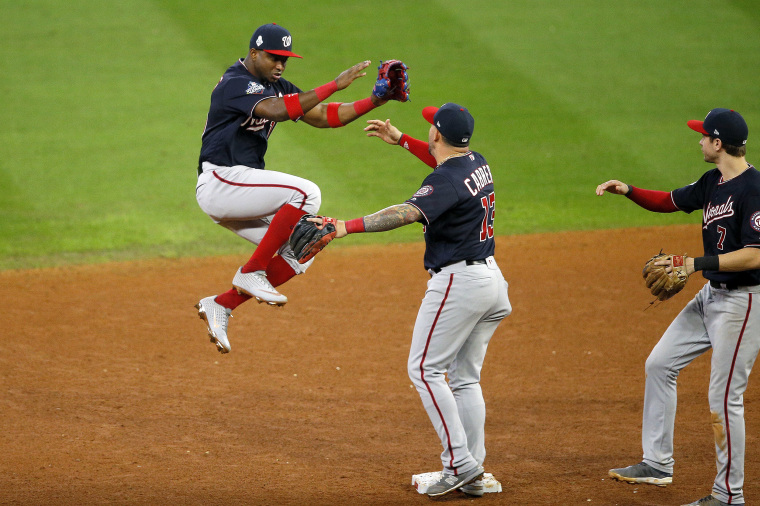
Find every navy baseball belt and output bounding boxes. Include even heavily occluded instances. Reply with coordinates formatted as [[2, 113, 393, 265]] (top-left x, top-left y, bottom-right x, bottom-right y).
[[431, 259, 487, 274], [710, 280, 759, 290]]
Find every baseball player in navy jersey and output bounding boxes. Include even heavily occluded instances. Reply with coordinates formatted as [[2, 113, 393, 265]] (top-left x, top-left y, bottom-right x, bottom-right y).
[[310, 103, 511, 497], [597, 108, 759, 506], [194, 23, 403, 354]]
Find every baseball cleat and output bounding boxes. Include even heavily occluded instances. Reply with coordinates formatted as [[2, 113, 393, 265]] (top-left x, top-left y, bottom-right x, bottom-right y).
[[460, 478, 485, 497], [232, 268, 287, 306], [681, 496, 729, 506], [426, 466, 484, 497], [196, 296, 232, 353], [608, 462, 672, 487]]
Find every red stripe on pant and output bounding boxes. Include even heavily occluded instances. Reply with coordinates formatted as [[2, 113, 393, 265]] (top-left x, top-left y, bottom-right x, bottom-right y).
[[724, 293, 752, 503], [418, 273, 457, 474], [212, 171, 309, 209]]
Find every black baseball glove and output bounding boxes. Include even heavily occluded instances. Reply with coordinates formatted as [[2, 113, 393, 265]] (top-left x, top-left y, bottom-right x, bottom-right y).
[[289, 215, 338, 264]]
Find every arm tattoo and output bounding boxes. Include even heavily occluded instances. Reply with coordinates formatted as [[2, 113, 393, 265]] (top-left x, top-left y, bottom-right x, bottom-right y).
[[364, 204, 423, 232]]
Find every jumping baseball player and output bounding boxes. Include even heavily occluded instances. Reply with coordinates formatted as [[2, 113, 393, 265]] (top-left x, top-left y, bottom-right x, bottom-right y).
[[293, 103, 511, 497], [597, 108, 758, 506], [194, 23, 409, 353]]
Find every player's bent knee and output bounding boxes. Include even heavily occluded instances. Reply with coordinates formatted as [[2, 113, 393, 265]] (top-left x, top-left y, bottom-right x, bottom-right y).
[[449, 380, 481, 393], [408, 362, 444, 386], [644, 353, 680, 380], [407, 362, 422, 385], [298, 183, 322, 215]]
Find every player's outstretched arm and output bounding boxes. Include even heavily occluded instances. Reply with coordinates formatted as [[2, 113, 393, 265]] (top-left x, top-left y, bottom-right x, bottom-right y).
[[334, 204, 423, 238], [312, 204, 423, 239], [255, 60, 379, 126], [366, 119, 436, 168], [596, 180, 679, 213], [362, 204, 423, 231], [301, 59, 409, 129], [296, 204, 421, 262]]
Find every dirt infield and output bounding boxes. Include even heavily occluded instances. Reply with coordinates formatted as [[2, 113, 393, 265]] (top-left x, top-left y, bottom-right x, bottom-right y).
[[2, 224, 759, 505]]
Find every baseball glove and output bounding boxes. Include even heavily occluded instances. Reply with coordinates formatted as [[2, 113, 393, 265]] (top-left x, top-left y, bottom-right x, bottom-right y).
[[642, 251, 690, 301], [289, 215, 338, 264], [372, 59, 410, 102]]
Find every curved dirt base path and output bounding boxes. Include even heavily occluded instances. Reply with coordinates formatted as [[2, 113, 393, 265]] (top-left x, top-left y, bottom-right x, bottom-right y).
[[2, 225, 758, 505]]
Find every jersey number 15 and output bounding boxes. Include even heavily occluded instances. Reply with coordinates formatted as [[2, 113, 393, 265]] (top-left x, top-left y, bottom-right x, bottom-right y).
[[480, 192, 495, 241]]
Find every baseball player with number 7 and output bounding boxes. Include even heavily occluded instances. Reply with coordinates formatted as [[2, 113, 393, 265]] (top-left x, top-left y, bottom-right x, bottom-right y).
[[194, 23, 409, 354], [597, 108, 759, 506]]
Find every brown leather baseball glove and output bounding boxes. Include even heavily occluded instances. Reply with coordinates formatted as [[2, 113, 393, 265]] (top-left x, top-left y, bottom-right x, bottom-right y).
[[643, 251, 690, 301]]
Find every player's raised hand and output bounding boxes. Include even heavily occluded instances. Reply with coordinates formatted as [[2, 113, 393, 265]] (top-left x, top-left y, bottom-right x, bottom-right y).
[[596, 180, 630, 196], [334, 61, 371, 90], [364, 119, 402, 145]]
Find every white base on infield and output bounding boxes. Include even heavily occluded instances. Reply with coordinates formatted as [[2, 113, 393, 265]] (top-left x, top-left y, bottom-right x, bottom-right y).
[[411, 471, 502, 494]]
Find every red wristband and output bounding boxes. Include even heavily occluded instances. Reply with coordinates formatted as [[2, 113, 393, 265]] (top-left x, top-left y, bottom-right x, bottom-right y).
[[353, 97, 376, 116], [345, 218, 366, 234], [326, 102, 344, 128], [283, 93, 304, 120], [315, 80, 338, 101]]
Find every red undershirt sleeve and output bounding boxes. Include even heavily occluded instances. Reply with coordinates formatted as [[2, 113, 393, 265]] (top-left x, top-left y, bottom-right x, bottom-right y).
[[626, 186, 679, 213], [398, 133, 437, 168]]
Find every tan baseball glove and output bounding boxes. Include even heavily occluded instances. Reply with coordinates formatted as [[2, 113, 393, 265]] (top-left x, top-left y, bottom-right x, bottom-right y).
[[642, 251, 690, 301]]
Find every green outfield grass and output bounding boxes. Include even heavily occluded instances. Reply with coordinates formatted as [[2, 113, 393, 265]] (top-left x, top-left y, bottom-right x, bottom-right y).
[[1, 0, 758, 269]]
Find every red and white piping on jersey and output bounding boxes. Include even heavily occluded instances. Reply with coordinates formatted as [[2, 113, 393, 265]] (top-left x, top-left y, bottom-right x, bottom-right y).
[[406, 202, 430, 226], [417, 273, 458, 474], [211, 171, 310, 209], [671, 193, 681, 211], [723, 293, 752, 503]]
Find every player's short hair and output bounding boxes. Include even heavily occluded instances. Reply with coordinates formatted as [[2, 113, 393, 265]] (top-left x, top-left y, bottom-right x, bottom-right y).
[[440, 134, 469, 148], [711, 136, 747, 157]]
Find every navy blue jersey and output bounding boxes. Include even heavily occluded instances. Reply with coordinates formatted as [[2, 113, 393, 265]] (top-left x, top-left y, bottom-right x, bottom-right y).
[[406, 151, 496, 270], [198, 59, 301, 172], [672, 164, 760, 286]]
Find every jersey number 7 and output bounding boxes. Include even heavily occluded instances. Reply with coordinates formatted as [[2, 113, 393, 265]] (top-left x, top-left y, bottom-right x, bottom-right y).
[[480, 192, 495, 241]]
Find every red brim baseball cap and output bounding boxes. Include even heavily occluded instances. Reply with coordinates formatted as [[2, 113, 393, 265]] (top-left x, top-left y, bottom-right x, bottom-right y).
[[264, 49, 303, 58], [422, 106, 438, 125], [421, 103, 474, 147], [250, 23, 303, 59], [687, 108, 748, 146], [687, 119, 709, 135]]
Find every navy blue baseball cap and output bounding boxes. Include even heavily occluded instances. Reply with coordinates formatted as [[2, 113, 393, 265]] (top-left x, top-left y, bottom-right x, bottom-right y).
[[422, 103, 474, 147], [687, 108, 748, 146], [250, 23, 303, 59]]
